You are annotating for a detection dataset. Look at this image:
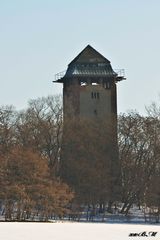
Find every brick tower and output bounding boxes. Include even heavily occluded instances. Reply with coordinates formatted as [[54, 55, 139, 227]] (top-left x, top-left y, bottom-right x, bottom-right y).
[[54, 45, 125, 205]]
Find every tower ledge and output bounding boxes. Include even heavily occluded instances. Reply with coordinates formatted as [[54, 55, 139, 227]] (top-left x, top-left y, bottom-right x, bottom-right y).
[[54, 68, 126, 83]]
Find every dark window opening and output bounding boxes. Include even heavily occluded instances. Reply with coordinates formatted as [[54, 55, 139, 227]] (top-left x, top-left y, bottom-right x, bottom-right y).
[[91, 92, 94, 98], [104, 82, 110, 89], [91, 92, 100, 99], [94, 109, 97, 115]]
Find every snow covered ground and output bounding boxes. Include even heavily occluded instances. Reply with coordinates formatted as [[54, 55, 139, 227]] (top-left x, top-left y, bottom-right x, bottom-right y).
[[0, 222, 159, 240]]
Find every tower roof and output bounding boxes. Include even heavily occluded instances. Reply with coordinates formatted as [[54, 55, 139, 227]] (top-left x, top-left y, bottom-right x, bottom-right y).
[[68, 45, 110, 66], [54, 45, 125, 82]]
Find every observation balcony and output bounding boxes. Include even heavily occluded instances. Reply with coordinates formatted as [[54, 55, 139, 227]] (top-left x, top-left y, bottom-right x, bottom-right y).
[[54, 69, 126, 82]]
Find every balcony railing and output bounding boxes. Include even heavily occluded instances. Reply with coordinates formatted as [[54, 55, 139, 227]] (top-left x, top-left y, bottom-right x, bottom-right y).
[[55, 69, 125, 81], [114, 69, 125, 78], [55, 70, 66, 81]]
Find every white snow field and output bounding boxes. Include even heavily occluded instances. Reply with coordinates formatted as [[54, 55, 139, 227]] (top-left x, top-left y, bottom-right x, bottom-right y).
[[0, 222, 159, 240]]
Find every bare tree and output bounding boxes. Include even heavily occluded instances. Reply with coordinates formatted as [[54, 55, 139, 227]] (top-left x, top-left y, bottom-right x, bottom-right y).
[[15, 95, 63, 176], [119, 111, 160, 214], [0, 105, 17, 153]]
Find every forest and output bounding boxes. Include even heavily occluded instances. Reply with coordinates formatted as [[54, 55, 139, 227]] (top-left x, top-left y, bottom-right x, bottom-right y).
[[0, 95, 160, 222]]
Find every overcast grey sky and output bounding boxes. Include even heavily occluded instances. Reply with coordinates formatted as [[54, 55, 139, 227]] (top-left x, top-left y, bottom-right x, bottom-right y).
[[0, 0, 160, 114]]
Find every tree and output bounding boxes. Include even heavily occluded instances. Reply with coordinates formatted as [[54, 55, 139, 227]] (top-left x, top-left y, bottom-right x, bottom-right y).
[[0, 147, 73, 221], [118, 111, 160, 214], [0, 105, 17, 154], [145, 175, 160, 220], [0, 98, 73, 221], [15, 95, 63, 176]]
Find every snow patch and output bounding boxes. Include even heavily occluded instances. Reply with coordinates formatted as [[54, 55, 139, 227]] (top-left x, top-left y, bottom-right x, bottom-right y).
[[0, 222, 159, 240]]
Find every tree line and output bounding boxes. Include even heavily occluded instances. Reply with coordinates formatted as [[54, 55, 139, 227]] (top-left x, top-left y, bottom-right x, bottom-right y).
[[0, 95, 160, 221], [0, 96, 73, 221]]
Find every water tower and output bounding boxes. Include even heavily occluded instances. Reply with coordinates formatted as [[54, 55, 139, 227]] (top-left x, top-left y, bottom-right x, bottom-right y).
[[54, 45, 125, 204]]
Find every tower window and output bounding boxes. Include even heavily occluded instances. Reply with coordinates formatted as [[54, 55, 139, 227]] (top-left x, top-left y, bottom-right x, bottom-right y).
[[91, 92, 100, 99], [94, 109, 97, 115], [80, 81, 87, 86], [91, 92, 94, 98]]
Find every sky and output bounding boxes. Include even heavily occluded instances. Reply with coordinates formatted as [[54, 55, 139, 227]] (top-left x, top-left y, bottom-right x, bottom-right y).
[[0, 0, 160, 114]]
